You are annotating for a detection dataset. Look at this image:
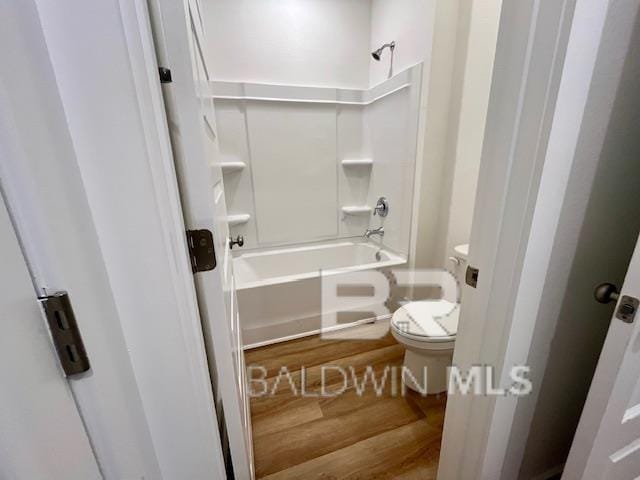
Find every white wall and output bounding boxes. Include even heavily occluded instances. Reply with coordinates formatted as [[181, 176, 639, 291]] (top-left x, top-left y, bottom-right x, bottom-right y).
[[440, 0, 502, 264], [411, 0, 501, 271], [203, 0, 371, 89], [204, 0, 439, 89], [369, 0, 436, 86], [410, 0, 467, 271]]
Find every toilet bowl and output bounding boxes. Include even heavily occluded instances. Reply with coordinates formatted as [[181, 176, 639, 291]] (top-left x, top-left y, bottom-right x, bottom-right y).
[[391, 244, 468, 394]]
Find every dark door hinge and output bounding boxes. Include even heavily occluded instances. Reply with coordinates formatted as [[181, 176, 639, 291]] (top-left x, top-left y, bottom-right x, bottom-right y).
[[187, 229, 217, 273], [466, 266, 479, 288], [158, 67, 172, 83], [39, 292, 91, 376]]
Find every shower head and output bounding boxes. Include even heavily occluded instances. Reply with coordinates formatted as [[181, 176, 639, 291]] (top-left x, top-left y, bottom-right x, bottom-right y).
[[371, 41, 395, 61]]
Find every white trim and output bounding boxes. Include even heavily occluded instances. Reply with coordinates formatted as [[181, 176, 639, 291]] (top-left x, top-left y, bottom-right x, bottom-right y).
[[209, 63, 422, 106], [210, 83, 411, 106]]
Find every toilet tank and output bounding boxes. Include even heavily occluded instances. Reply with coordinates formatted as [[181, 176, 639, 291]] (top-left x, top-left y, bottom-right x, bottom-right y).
[[449, 244, 469, 288]]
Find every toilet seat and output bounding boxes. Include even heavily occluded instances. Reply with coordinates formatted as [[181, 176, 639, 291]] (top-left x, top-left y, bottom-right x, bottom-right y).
[[391, 300, 459, 343]]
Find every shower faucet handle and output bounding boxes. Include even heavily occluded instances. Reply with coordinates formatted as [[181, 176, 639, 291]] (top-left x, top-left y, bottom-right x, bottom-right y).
[[374, 197, 389, 217], [229, 235, 244, 250]]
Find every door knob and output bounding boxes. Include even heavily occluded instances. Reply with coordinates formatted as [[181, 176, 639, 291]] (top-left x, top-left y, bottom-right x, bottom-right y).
[[229, 235, 244, 250], [594, 282, 619, 304]]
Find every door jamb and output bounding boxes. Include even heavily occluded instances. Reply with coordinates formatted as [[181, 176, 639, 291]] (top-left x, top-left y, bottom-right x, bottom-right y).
[[436, 0, 612, 477]]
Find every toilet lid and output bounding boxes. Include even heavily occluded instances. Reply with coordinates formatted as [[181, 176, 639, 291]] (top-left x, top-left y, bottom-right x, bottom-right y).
[[391, 300, 459, 340]]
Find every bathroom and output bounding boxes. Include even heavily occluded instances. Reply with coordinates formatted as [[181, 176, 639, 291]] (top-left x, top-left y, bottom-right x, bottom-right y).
[[6, 0, 640, 478], [202, 0, 501, 477]]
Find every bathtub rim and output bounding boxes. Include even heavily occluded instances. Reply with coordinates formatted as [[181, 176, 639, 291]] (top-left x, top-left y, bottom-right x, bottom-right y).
[[233, 240, 407, 290]]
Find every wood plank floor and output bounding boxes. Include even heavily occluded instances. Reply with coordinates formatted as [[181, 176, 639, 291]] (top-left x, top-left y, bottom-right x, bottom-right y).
[[245, 323, 447, 479]]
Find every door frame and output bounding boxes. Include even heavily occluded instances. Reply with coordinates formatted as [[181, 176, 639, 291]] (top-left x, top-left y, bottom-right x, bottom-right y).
[[440, 0, 634, 478], [1, 0, 226, 478]]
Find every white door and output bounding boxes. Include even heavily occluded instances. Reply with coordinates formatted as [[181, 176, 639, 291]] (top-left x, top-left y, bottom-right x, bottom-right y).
[[0, 194, 101, 480], [148, 0, 253, 478], [564, 234, 640, 479]]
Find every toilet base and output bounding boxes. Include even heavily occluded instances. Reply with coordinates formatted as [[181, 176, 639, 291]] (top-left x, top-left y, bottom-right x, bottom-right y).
[[402, 347, 453, 394]]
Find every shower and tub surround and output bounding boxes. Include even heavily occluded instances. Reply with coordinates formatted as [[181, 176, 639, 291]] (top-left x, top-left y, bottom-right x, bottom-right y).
[[211, 64, 422, 257], [234, 240, 406, 348], [210, 66, 422, 347]]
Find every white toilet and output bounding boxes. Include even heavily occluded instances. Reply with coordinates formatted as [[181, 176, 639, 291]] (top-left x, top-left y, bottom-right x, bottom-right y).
[[390, 244, 469, 394]]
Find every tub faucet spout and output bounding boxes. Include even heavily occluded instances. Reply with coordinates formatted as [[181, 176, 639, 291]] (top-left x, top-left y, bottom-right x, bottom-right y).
[[364, 227, 385, 238]]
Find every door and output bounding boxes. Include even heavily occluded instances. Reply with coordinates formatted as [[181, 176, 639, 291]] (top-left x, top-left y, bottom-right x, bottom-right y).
[[1, 1, 170, 476], [563, 234, 640, 479], [0, 194, 101, 480], [147, 0, 253, 477]]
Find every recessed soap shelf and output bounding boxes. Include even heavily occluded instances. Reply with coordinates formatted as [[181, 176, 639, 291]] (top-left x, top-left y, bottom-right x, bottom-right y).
[[227, 214, 251, 226], [220, 161, 246, 173], [341, 159, 373, 167], [341, 206, 372, 215]]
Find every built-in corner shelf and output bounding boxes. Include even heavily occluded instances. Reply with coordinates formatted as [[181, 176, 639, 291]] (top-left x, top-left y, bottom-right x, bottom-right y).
[[220, 161, 246, 173], [227, 214, 251, 226], [341, 159, 373, 167], [341, 206, 372, 215]]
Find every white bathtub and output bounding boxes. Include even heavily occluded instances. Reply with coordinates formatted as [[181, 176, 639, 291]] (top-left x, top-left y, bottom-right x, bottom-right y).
[[233, 240, 406, 348]]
